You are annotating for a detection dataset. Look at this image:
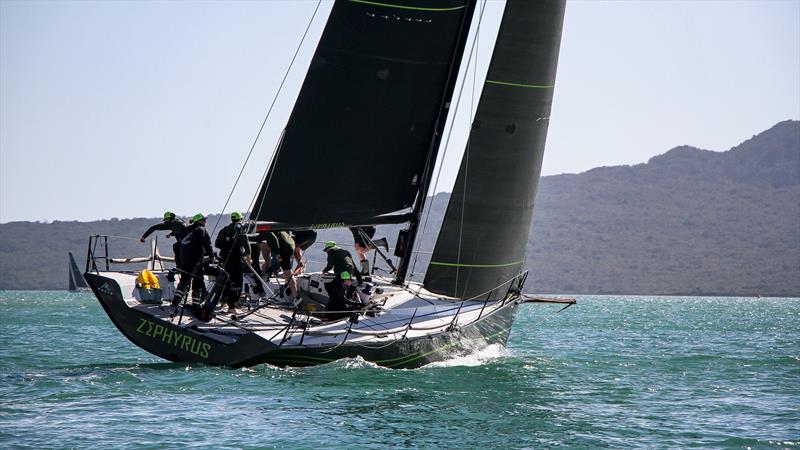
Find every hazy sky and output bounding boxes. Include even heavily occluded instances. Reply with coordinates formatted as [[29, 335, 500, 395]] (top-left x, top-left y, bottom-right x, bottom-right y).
[[1, 0, 798, 223]]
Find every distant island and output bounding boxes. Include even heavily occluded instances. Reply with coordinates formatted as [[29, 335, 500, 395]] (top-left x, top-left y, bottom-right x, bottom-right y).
[[1, 120, 797, 296]]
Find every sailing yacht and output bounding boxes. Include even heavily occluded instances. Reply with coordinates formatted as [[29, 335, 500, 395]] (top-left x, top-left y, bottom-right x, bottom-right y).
[[67, 252, 89, 292], [83, 0, 566, 369]]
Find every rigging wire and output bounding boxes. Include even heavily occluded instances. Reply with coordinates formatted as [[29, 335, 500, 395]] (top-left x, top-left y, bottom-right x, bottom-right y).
[[409, 0, 488, 280], [211, 0, 323, 236], [453, 1, 484, 297]]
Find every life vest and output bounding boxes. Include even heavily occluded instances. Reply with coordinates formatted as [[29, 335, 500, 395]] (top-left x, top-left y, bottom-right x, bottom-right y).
[[136, 269, 160, 289]]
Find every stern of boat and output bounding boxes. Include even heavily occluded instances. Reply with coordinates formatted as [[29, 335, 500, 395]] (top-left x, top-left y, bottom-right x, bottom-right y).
[[84, 272, 274, 367]]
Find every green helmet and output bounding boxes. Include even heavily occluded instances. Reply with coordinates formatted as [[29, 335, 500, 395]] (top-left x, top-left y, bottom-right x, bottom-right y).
[[192, 213, 206, 223], [324, 241, 336, 250], [163, 211, 176, 221], [230, 211, 243, 221], [340, 271, 352, 280]]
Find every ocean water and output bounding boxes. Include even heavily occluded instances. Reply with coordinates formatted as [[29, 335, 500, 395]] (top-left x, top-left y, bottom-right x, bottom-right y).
[[0, 292, 797, 449]]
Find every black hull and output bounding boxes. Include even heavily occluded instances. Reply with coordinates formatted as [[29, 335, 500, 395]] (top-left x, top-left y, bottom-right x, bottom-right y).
[[85, 273, 519, 369], [254, 303, 518, 369]]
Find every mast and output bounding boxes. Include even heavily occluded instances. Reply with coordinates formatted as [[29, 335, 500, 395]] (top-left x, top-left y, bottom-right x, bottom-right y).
[[393, 0, 478, 285]]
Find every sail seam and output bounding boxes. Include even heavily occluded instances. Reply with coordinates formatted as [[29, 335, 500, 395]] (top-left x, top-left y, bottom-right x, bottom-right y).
[[429, 260, 524, 268], [348, 0, 467, 12], [485, 79, 554, 89]]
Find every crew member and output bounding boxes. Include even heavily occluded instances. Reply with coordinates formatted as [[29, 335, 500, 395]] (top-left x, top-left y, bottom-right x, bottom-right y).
[[172, 213, 214, 308], [214, 211, 251, 313], [259, 231, 300, 305], [140, 211, 187, 265], [252, 231, 279, 279], [324, 271, 363, 320], [290, 229, 318, 275], [349, 226, 376, 275], [322, 241, 363, 284]]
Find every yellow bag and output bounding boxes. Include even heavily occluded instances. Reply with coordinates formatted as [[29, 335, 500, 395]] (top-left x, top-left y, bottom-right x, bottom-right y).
[[136, 269, 160, 289]]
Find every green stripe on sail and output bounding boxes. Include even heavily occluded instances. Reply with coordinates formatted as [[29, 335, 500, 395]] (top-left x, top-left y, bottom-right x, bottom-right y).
[[428, 259, 525, 269], [348, 0, 467, 12], [486, 79, 554, 89]]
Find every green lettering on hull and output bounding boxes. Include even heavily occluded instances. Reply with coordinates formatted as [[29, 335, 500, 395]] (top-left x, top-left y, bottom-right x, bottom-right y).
[[134, 318, 212, 361]]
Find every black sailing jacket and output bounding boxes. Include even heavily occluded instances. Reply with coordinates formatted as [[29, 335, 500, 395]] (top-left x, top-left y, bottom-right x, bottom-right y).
[[179, 223, 213, 264], [141, 218, 188, 241]]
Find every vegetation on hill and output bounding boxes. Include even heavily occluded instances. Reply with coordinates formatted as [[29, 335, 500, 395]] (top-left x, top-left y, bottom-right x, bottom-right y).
[[1, 121, 797, 296], [526, 120, 799, 296]]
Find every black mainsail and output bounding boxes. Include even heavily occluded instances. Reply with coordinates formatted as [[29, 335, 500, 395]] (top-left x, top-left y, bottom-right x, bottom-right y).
[[251, 0, 476, 228], [423, 0, 566, 299]]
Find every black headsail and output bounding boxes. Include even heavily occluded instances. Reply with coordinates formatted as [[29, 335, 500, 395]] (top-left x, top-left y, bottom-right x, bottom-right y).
[[423, 0, 566, 300], [251, 0, 476, 229]]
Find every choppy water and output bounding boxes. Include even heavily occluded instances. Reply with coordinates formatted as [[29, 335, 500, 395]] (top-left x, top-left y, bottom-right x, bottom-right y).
[[0, 291, 798, 449]]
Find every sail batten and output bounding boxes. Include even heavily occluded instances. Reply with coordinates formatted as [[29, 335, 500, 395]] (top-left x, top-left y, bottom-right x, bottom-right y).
[[423, 0, 566, 300]]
